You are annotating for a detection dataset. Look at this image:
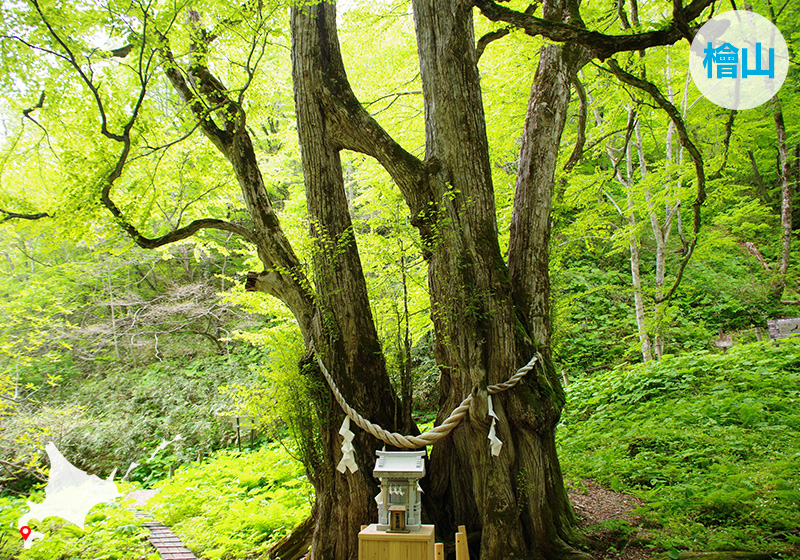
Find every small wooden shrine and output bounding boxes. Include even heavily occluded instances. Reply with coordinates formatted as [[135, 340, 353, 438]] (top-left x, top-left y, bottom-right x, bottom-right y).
[[373, 450, 425, 532], [359, 450, 437, 560]]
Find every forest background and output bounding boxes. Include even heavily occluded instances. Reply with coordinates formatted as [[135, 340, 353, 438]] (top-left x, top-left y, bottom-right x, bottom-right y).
[[0, 0, 798, 558]]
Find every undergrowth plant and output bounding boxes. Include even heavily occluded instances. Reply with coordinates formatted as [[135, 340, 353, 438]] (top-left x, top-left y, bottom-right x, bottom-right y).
[[0, 483, 152, 560], [145, 444, 312, 560], [558, 339, 800, 556]]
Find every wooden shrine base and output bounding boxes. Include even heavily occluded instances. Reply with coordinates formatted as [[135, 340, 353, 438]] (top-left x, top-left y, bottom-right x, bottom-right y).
[[358, 524, 436, 560]]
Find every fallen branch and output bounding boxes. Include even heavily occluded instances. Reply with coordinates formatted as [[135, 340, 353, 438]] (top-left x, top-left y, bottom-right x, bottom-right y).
[[741, 241, 772, 271]]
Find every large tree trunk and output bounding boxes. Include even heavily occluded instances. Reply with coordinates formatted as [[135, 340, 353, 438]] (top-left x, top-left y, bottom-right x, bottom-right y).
[[411, 0, 525, 553], [505, 31, 591, 560], [282, 0, 603, 557], [412, 1, 587, 558], [290, 4, 408, 558]]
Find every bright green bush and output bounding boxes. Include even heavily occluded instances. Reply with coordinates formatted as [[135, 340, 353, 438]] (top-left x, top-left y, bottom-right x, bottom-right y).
[[558, 340, 800, 556], [145, 444, 312, 560], [0, 485, 153, 560]]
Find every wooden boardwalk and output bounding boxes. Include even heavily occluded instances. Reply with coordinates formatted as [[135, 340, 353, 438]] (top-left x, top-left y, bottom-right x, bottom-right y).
[[142, 519, 198, 560], [128, 490, 198, 560]]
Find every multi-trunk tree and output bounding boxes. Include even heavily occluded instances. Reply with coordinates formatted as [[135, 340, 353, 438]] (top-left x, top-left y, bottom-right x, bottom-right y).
[[1, 0, 716, 557]]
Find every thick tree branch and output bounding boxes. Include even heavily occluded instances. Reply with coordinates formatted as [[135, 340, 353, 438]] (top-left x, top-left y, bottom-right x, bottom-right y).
[[604, 58, 706, 304], [95, 138, 258, 249], [8, 2, 311, 339], [476, 5, 538, 61], [0, 209, 52, 223], [476, 28, 510, 61], [112, 213, 258, 248], [742, 241, 772, 271], [671, 0, 697, 42], [563, 75, 587, 172], [160, 41, 234, 154], [709, 109, 736, 180], [473, 0, 715, 58], [159, 23, 315, 333], [291, 8, 434, 231]]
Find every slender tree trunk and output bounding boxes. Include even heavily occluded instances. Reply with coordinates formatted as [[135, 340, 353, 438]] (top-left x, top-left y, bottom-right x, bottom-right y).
[[765, 1, 793, 301], [772, 95, 793, 300], [589, 87, 654, 362], [106, 261, 120, 360], [623, 118, 655, 363], [634, 119, 667, 360], [629, 234, 653, 362], [619, 0, 662, 361]]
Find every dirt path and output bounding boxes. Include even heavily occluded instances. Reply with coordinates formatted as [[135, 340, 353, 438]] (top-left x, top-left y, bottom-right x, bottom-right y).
[[568, 480, 652, 560]]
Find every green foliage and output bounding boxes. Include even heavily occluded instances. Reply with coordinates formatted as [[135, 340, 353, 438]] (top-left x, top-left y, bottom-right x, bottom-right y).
[[145, 445, 312, 560], [217, 293, 328, 477], [0, 484, 152, 560], [2, 349, 271, 489], [553, 262, 642, 371], [0, 216, 271, 488], [559, 340, 800, 554], [552, 217, 793, 374]]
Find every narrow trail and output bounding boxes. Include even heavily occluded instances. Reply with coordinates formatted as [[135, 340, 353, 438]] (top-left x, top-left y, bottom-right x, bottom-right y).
[[127, 490, 198, 560], [568, 480, 651, 560]]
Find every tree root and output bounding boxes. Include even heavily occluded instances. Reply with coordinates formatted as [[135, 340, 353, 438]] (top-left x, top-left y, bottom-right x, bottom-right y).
[[268, 515, 313, 560]]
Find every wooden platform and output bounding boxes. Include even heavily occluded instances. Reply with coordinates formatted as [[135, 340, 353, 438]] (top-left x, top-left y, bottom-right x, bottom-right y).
[[358, 524, 435, 560], [141, 520, 197, 560], [128, 492, 198, 560]]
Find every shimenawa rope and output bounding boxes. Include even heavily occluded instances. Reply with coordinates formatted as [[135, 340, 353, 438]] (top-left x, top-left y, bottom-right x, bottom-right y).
[[315, 352, 541, 450]]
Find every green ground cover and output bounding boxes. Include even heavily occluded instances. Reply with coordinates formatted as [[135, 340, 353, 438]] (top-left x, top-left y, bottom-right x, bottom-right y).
[[558, 340, 800, 557], [3, 342, 798, 559], [0, 482, 153, 560], [0, 444, 311, 559], [145, 444, 312, 560]]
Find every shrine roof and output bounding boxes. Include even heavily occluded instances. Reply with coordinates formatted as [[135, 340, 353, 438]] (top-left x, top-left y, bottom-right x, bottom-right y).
[[373, 450, 426, 478]]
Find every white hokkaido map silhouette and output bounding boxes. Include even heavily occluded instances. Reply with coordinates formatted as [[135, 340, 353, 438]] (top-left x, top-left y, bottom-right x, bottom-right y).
[[17, 442, 121, 549]]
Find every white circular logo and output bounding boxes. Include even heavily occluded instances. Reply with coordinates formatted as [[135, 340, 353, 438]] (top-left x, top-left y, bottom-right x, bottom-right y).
[[689, 10, 789, 110]]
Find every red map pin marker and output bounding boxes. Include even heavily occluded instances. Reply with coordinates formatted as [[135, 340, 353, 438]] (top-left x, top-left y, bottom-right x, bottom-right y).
[[20, 526, 31, 541]]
